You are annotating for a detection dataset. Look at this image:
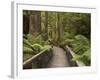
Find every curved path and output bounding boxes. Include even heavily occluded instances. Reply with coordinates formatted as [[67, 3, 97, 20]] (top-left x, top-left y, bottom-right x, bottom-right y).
[[48, 46, 70, 68]]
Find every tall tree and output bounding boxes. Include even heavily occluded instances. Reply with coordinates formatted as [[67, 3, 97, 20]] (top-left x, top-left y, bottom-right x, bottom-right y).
[[29, 11, 41, 36], [44, 11, 48, 40], [23, 13, 29, 34], [57, 13, 62, 40]]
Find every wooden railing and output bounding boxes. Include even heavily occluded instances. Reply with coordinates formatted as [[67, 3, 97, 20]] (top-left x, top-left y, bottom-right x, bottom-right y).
[[23, 49, 53, 69], [64, 45, 85, 67]]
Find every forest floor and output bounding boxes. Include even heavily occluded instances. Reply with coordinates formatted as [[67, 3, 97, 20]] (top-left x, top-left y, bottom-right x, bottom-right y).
[[47, 46, 70, 68]]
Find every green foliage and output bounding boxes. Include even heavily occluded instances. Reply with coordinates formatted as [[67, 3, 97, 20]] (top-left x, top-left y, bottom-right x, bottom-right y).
[[23, 34, 52, 54], [59, 32, 74, 47], [83, 48, 91, 60], [70, 35, 90, 66], [23, 37, 37, 54], [59, 33, 90, 66], [61, 13, 90, 38], [72, 48, 90, 66], [42, 45, 52, 51], [75, 35, 89, 45], [33, 34, 46, 46], [63, 32, 74, 39], [24, 34, 46, 46], [31, 44, 43, 53], [71, 35, 90, 54], [23, 46, 34, 54], [31, 44, 52, 53], [44, 39, 52, 45], [26, 34, 35, 44], [23, 38, 32, 48]]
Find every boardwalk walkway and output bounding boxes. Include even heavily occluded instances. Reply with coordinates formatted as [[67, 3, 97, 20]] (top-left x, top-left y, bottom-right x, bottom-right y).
[[48, 46, 70, 68]]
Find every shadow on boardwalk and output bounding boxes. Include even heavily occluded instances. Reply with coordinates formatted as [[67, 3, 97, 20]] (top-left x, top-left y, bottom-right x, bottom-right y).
[[47, 46, 70, 68]]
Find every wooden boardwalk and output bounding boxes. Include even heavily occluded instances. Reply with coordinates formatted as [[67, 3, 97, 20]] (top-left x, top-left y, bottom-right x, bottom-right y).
[[48, 46, 70, 68]]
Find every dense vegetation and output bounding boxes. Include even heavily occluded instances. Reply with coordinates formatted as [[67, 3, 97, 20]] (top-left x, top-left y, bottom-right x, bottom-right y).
[[23, 10, 91, 66]]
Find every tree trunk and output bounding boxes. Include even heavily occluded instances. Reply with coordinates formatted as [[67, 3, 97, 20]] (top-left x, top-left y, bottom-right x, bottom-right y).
[[23, 14, 29, 34], [29, 11, 41, 36], [57, 13, 60, 40], [59, 14, 63, 39], [44, 11, 48, 40]]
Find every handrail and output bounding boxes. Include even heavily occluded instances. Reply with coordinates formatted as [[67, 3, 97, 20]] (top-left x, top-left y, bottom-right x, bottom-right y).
[[65, 45, 85, 66], [23, 49, 49, 67]]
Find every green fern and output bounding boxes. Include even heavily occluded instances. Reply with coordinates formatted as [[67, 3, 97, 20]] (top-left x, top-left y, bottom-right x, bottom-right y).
[[23, 38, 32, 47], [26, 34, 35, 44], [68, 34, 91, 66], [71, 35, 90, 54], [42, 45, 52, 51], [75, 35, 89, 45], [31, 43, 43, 53], [23, 46, 34, 54], [72, 48, 90, 66], [24, 34, 46, 46], [59, 32, 74, 47], [31, 43, 52, 53]]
